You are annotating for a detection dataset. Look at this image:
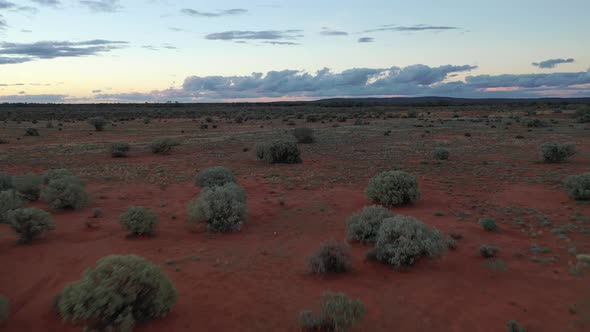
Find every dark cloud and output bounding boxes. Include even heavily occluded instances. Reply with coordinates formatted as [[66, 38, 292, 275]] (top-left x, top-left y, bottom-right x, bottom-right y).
[[465, 70, 590, 88], [0, 0, 15, 9], [0, 93, 67, 102], [364, 24, 460, 33], [92, 89, 101, 93], [205, 30, 303, 41], [30, 0, 60, 6], [0, 40, 128, 64], [262, 41, 299, 46], [0, 1, 37, 13], [532, 58, 575, 69], [79, 0, 120, 12], [181, 8, 247, 17], [358, 37, 374, 43], [0, 15, 6, 30], [320, 28, 348, 36]]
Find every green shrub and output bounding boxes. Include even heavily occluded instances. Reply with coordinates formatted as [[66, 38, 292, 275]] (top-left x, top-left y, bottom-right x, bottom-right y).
[[0, 190, 25, 223], [293, 127, 315, 144], [347, 205, 394, 243], [0, 294, 9, 322], [195, 166, 236, 188], [480, 217, 498, 231], [110, 142, 131, 158], [300, 292, 365, 332], [187, 182, 247, 232], [56, 255, 177, 332], [575, 107, 590, 123], [24, 128, 39, 136], [539, 142, 576, 163], [480, 245, 498, 258], [308, 240, 352, 274], [88, 116, 107, 131], [12, 173, 41, 201], [370, 215, 445, 267], [149, 137, 180, 155], [42, 169, 73, 185], [41, 176, 89, 210], [255, 140, 302, 164], [120, 206, 159, 236], [433, 147, 449, 160], [564, 173, 590, 201], [506, 320, 526, 332], [0, 172, 13, 191], [7, 207, 54, 244], [365, 170, 420, 206]]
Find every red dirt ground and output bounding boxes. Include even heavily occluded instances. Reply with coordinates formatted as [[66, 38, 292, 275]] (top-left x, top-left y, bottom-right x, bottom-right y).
[[1, 114, 589, 331]]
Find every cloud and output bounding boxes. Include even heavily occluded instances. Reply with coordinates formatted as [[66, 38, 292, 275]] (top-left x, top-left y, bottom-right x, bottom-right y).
[[0, 15, 6, 30], [358, 37, 374, 43], [205, 30, 303, 41], [0, 40, 128, 64], [79, 0, 120, 12], [181, 8, 247, 17], [320, 28, 348, 36], [364, 24, 460, 33], [0, 0, 15, 9], [532, 58, 575, 69], [0, 1, 37, 13], [30, 0, 60, 6], [465, 70, 590, 88], [92, 89, 101, 93], [0, 93, 67, 102], [262, 41, 299, 46]]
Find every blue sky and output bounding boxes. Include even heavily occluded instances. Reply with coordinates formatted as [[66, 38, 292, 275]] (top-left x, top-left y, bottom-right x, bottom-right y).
[[0, 0, 589, 102]]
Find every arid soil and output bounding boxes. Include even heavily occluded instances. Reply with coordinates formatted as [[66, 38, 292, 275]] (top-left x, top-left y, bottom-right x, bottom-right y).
[[0, 110, 589, 331]]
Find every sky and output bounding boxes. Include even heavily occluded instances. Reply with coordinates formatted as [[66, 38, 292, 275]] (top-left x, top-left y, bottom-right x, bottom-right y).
[[0, 0, 589, 102]]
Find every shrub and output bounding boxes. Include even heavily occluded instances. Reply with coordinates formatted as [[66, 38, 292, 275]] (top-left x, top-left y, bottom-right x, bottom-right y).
[[0, 172, 13, 191], [308, 240, 352, 274], [194, 166, 236, 188], [575, 107, 590, 123], [365, 171, 420, 206], [506, 320, 527, 332], [480, 245, 498, 258], [564, 173, 590, 201], [56, 255, 177, 332], [187, 182, 247, 232], [433, 147, 449, 160], [24, 128, 39, 136], [480, 217, 498, 232], [120, 206, 159, 236], [293, 127, 315, 144], [300, 292, 365, 332], [42, 168, 73, 185], [41, 176, 88, 210], [255, 140, 302, 164], [88, 117, 107, 131], [525, 118, 549, 128], [539, 142, 576, 163], [7, 208, 54, 244], [347, 205, 394, 243], [0, 294, 9, 323], [0, 190, 25, 223], [149, 137, 180, 155], [110, 142, 131, 158], [12, 173, 41, 201], [370, 215, 445, 267]]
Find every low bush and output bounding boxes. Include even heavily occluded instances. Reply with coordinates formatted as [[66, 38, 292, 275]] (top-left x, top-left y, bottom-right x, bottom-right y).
[[564, 173, 590, 201], [12, 173, 41, 201], [480, 245, 498, 258], [433, 147, 449, 160], [506, 320, 527, 332], [0, 294, 9, 322], [308, 240, 352, 274], [194, 166, 236, 188], [187, 182, 247, 232], [575, 107, 590, 123], [300, 292, 365, 332], [0, 172, 13, 191], [0, 190, 25, 223], [149, 137, 180, 155], [346, 205, 394, 243], [56, 255, 177, 332], [24, 128, 39, 136], [480, 217, 498, 232], [119, 206, 159, 236], [110, 142, 131, 158], [41, 176, 88, 210], [365, 170, 420, 206], [255, 140, 302, 164], [7, 208, 54, 244], [88, 116, 107, 131], [293, 127, 315, 144], [539, 142, 576, 163], [370, 215, 445, 267], [42, 169, 73, 185]]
